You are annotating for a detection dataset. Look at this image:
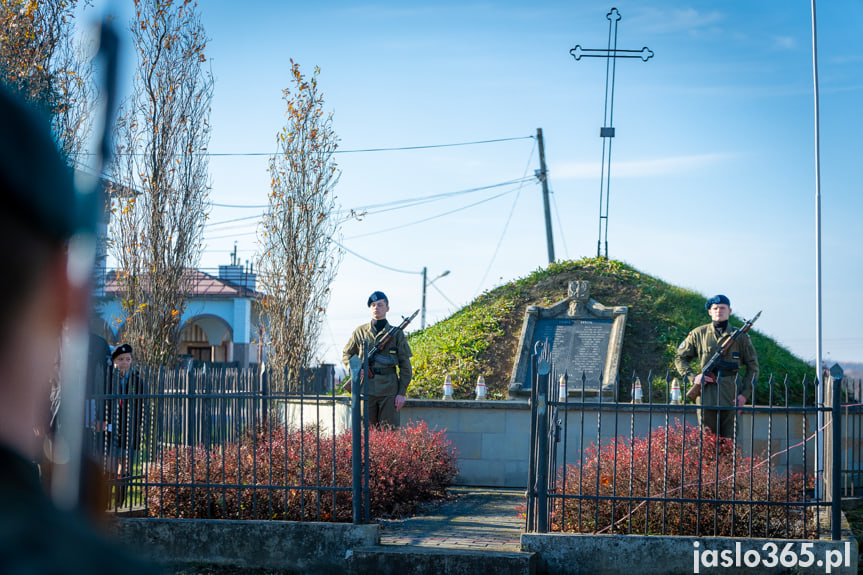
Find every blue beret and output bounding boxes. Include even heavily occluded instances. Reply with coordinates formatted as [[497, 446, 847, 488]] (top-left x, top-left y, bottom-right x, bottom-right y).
[[705, 294, 731, 310], [367, 291, 388, 306], [111, 343, 133, 360], [0, 83, 92, 241]]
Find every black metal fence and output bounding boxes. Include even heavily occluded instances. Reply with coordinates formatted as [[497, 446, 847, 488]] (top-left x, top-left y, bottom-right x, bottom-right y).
[[84, 364, 366, 523], [83, 357, 860, 538], [841, 377, 863, 497], [525, 345, 861, 541]]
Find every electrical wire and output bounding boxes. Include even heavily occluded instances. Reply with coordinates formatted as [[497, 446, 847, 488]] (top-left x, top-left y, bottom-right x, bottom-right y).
[[549, 183, 569, 260], [204, 176, 534, 240], [209, 176, 534, 214], [206, 230, 258, 241], [331, 238, 421, 275], [212, 202, 267, 208], [92, 135, 535, 158], [474, 140, 538, 294], [345, 187, 520, 240], [429, 282, 457, 309], [348, 177, 535, 216], [332, 135, 533, 154], [206, 214, 261, 228]]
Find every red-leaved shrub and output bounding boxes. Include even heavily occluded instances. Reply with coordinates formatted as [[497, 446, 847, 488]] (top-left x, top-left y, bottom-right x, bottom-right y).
[[554, 420, 812, 538], [146, 420, 458, 521]]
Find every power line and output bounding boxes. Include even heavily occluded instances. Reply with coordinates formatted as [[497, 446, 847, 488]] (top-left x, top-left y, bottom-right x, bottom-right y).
[[203, 178, 532, 241], [329, 240, 458, 313], [351, 177, 534, 215], [331, 238, 420, 275], [475, 140, 538, 293], [429, 282, 457, 309], [206, 181, 526, 245], [206, 214, 261, 227], [206, 230, 257, 241], [212, 202, 266, 208], [549, 183, 569, 259], [332, 135, 533, 154], [345, 186, 523, 240], [209, 176, 534, 213], [91, 135, 535, 158]]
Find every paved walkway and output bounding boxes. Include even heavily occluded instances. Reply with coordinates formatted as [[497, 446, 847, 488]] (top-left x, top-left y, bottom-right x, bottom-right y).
[[379, 487, 526, 552]]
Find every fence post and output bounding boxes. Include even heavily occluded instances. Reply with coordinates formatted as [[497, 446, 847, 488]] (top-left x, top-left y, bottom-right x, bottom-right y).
[[258, 363, 267, 432], [184, 363, 194, 446], [349, 356, 362, 524], [829, 363, 844, 540], [526, 348, 538, 531], [535, 351, 551, 533], [363, 370, 371, 524]]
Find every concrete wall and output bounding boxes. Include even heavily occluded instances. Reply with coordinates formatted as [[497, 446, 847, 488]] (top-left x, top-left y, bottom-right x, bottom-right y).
[[276, 397, 352, 437], [110, 513, 857, 574], [276, 398, 855, 488], [403, 400, 533, 487], [401, 400, 825, 488], [113, 518, 378, 574], [521, 533, 857, 575]]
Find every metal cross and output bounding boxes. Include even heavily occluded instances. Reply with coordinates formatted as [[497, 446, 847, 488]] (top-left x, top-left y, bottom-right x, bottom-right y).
[[570, 7, 654, 259]]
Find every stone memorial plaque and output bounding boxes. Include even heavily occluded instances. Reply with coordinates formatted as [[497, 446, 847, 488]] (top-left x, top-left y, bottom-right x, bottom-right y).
[[508, 280, 628, 400], [525, 318, 613, 387]]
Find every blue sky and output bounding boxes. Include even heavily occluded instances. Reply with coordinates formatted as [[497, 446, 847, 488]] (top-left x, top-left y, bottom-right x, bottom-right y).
[[93, 1, 862, 370]]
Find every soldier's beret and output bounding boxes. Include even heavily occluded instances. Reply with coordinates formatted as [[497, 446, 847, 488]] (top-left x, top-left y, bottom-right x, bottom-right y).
[[705, 294, 731, 310], [0, 83, 93, 241], [111, 343, 133, 360], [367, 291, 388, 306]]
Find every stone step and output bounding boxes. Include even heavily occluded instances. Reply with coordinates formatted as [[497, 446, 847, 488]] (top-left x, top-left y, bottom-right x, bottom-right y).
[[346, 545, 536, 575]]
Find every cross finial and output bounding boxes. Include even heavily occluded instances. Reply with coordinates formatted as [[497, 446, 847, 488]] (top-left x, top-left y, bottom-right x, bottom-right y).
[[570, 7, 654, 260]]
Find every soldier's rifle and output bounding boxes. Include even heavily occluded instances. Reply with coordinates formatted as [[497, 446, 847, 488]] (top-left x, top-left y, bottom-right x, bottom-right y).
[[687, 310, 762, 401], [51, 19, 120, 511], [344, 309, 419, 391], [366, 309, 419, 379]]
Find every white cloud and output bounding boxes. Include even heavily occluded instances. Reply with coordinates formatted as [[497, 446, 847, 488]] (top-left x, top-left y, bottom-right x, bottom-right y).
[[633, 7, 725, 35], [553, 153, 732, 180], [772, 36, 797, 50]]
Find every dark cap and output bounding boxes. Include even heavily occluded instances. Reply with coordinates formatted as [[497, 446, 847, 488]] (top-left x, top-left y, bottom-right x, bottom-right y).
[[0, 83, 90, 241], [111, 343, 133, 361], [367, 291, 388, 306], [705, 294, 731, 310]]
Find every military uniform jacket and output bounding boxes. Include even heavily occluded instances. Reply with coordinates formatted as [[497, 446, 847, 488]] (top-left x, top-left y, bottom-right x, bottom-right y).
[[343, 320, 412, 397], [107, 367, 145, 451], [674, 322, 759, 403]]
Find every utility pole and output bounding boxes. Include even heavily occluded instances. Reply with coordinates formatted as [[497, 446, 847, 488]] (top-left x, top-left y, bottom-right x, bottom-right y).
[[536, 128, 555, 264], [421, 266, 428, 330], [420, 267, 450, 330]]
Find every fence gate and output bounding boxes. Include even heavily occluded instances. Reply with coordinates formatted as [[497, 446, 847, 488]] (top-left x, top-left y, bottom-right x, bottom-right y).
[[524, 344, 852, 541], [525, 341, 562, 533]]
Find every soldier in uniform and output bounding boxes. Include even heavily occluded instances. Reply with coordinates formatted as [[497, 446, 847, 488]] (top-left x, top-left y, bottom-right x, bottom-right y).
[[0, 83, 158, 573], [106, 343, 145, 508], [674, 294, 759, 439], [342, 291, 412, 427]]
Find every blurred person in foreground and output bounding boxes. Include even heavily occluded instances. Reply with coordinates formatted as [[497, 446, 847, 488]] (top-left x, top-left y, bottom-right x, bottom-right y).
[[0, 83, 158, 573]]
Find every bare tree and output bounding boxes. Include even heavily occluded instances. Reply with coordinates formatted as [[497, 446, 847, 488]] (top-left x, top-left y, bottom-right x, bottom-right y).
[[0, 0, 94, 164], [258, 62, 342, 389], [109, 0, 212, 366]]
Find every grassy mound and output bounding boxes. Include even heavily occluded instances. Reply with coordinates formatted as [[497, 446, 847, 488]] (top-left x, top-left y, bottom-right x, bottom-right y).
[[407, 258, 812, 404]]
